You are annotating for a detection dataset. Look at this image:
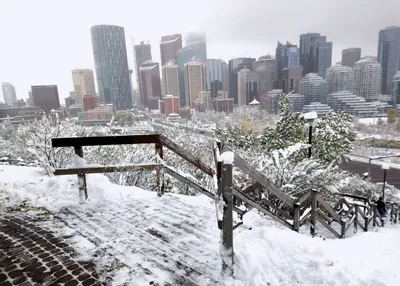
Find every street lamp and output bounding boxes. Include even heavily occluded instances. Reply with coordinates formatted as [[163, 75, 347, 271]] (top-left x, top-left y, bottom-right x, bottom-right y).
[[381, 163, 390, 200], [302, 111, 318, 158]]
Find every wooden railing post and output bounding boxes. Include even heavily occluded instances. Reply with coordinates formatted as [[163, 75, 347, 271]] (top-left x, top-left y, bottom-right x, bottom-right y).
[[221, 154, 234, 276], [155, 143, 164, 197], [74, 146, 87, 203], [354, 204, 359, 233], [293, 202, 300, 232], [216, 142, 223, 230], [310, 189, 317, 237], [340, 219, 346, 238], [364, 209, 369, 232]]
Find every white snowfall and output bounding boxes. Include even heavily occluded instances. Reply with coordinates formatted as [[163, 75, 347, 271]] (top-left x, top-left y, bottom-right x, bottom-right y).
[[1, 165, 400, 286]]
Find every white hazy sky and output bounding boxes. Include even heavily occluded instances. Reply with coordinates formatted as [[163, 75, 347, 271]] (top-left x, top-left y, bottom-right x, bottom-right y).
[[0, 0, 399, 102]]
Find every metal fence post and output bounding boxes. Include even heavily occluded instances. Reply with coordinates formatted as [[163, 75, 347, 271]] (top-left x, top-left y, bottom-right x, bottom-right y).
[[354, 204, 359, 233], [221, 158, 234, 276], [293, 202, 300, 232], [390, 203, 394, 223], [74, 145, 87, 203], [310, 189, 317, 237], [155, 143, 164, 196], [373, 204, 377, 227]]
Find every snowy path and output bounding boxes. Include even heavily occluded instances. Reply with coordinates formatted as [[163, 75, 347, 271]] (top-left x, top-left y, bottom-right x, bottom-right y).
[[53, 198, 221, 285]]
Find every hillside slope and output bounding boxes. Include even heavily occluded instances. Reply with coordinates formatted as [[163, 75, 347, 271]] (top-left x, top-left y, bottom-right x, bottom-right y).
[[1, 165, 400, 285]]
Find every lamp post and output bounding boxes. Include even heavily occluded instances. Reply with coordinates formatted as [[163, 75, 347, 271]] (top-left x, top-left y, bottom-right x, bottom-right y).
[[382, 163, 390, 200], [302, 111, 318, 158]]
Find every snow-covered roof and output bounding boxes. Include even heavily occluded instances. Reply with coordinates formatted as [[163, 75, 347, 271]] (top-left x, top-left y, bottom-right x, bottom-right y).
[[249, 98, 260, 105], [160, 36, 180, 44], [303, 111, 318, 120], [140, 65, 157, 70]]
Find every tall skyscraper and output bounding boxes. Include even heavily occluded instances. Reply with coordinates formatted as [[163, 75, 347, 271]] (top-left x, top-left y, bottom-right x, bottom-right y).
[[353, 57, 382, 101], [299, 33, 333, 77], [185, 33, 207, 61], [206, 59, 223, 98], [1, 82, 17, 107], [378, 26, 400, 94], [237, 69, 250, 106], [31, 85, 60, 113], [393, 71, 400, 105], [299, 73, 329, 105], [325, 64, 354, 93], [91, 25, 132, 110], [228, 58, 256, 104], [275, 42, 299, 89], [140, 62, 162, 110], [160, 34, 182, 66], [342, 48, 361, 68], [221, 61, 229, 93], [71, 69, 96, 105], [184, 62, 206, 107], [162, 64, 180, 97], [134, 41, 152, 105], [174, 34, 206, 106]]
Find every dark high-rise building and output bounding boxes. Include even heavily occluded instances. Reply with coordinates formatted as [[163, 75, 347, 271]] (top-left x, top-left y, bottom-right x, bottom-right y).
[[206, 59, 223, 98], [246, 72, 260, 104], [228, 58, 256, 104], [91, 25, 132, 110], [275, 42, 299, 90], [342, 48, 361, 68], [282, 66, 303, 93], [31, 85, 60, 113], [299, 33, 332, 77], [160, 34, 182, 66], [393, 71, 400, 105], [134, 41, 152, 105], [221, 61, 229, 93], [140, 62, 162, 110], [378, 26, 400, 95]]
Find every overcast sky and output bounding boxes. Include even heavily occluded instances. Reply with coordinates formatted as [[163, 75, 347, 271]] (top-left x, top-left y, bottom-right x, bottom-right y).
[[0, 0, 399, 103]]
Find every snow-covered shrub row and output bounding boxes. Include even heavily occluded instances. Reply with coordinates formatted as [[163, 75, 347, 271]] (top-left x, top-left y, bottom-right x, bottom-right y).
[[181, 108, 278, 135]]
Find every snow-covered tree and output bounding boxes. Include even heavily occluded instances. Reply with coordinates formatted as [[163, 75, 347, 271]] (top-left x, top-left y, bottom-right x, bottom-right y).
[[13, 115, 80, 175], [312, 111, 356, 164]]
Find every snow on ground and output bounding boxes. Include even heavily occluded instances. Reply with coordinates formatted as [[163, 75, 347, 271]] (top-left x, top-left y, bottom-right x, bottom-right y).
[[1, 165, 400, 285], [357, 117, 387, 125]]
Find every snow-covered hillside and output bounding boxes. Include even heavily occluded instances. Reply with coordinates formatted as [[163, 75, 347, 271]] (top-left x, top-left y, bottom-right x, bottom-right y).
[[1, 165, 400, 285]]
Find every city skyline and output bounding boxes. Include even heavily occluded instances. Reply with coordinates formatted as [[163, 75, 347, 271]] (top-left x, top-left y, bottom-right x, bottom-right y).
[[0, 0, 399, 102]]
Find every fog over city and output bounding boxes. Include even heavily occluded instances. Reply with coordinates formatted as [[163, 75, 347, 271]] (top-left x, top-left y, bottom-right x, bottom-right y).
[[0, 0, 399, 101]]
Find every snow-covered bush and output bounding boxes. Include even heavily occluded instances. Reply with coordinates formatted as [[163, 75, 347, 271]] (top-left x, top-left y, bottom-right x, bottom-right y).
[[10, 115, 81, 175]]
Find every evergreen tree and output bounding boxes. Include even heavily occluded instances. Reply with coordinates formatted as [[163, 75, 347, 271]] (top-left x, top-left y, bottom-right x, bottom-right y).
[[260, 94, 306, 152], [312, 111, 356, 164]]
